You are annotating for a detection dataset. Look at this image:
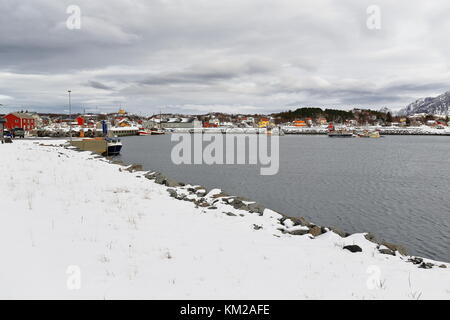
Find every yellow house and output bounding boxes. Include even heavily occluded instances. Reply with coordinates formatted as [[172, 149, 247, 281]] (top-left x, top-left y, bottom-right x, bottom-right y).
[[258, 120, 270, 128], [293, 120, 306, 127], [118, 119, 131, 127]]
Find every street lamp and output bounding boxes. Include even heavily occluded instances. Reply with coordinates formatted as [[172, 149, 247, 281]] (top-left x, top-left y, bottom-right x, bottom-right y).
[[68, 90, 72, 141]]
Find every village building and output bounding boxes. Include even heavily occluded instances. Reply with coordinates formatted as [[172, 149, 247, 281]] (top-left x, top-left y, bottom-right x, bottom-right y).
[[161, 117, 202, 129], [317, 118, 328, 125], [203, 121, 218, 128], [239, 116, 255, 127], [292, 120, 307, 127], [3, 112, 37, 131], [117, 118, 132, 127], [258, 117, 271, 128]]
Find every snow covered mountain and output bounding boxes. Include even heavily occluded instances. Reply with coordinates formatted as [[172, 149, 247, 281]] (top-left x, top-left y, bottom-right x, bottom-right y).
[[401, 91, 450, 116]]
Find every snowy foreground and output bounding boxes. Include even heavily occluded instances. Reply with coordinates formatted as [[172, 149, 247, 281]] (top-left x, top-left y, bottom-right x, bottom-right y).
[[0, 141, 448, 299]]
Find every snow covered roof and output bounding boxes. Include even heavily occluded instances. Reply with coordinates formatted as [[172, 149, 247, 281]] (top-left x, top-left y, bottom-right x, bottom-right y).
[[166, 117, 197, 123], [7, 112, 35, 119]]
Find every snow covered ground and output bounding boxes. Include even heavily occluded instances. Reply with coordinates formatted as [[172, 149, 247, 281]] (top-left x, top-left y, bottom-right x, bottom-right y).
[[0, 140, 448, 299]]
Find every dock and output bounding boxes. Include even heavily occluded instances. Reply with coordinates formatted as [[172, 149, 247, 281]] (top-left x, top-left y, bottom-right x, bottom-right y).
[[69, 138, 108, 155]]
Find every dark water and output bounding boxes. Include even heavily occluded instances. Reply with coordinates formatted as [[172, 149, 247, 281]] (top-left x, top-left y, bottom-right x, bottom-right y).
[[118, 134, 450, 262]]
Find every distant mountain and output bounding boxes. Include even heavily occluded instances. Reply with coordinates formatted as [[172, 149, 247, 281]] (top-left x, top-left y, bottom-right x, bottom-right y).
[[400, 91, 450, 116]]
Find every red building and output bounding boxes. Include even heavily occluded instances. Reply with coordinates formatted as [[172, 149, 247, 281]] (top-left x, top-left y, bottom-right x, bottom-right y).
[[76, 116, 85, 126], [3, 113, 36, 131], [203, 121, 218, 128]]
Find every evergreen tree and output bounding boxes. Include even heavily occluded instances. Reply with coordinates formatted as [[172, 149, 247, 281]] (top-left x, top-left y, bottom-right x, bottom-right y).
[[386, 112, 393, 123]]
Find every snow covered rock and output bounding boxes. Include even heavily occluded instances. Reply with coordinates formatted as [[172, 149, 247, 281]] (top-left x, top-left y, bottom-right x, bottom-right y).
[[308, 226, 323, 237], [343, 245, 363, 253]]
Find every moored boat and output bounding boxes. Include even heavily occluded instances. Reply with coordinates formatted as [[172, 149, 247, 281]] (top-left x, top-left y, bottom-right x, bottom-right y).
[[138, 129, 151, 136], [150, 128, 165, 135], [356, 129, 381, 138], [105, 137, 122, 156], [102, 120, 123, 155]]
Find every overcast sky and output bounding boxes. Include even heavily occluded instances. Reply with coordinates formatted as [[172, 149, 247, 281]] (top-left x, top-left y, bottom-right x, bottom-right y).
[[1, 0, 450, 115]]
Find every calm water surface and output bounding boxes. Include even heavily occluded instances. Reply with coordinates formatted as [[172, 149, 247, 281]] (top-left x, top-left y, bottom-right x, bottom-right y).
[[118, 135, 450, 262]]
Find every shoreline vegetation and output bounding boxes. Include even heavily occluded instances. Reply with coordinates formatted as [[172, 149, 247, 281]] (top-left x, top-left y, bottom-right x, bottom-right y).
[[1, 140, 448, 299]]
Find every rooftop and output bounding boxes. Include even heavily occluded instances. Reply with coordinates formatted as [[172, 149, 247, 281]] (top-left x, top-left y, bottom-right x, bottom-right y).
[[6, 112, 35, 119]]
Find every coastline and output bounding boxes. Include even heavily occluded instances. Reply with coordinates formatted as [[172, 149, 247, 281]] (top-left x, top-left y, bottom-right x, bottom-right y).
[[0, 140, 448, 299]]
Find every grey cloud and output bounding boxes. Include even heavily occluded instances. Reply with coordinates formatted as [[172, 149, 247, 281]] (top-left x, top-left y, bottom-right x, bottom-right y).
[[86, 80, 114, 90], [139, 70, 237, 86], [381, 82, 450, 94], [137, 60, 276, 86]]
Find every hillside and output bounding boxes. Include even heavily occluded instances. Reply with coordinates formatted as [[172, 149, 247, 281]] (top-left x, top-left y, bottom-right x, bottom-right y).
[[401, 91, 450, 116]]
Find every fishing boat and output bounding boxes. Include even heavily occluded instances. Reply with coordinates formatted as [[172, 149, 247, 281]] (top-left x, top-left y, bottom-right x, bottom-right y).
[[149, 110, 166, 135], [105, 137, 122, 155], [138, 129, 151, 136], [356, 129, 381, 138], [101, 120, 122, 155], [150, 127, 165, 135]]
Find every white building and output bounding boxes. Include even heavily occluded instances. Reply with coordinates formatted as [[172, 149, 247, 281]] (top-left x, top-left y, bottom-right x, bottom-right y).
[[161, 117, 202, 129]]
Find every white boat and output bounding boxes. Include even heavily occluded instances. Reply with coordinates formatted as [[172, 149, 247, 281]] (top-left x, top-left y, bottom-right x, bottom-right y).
[[356, 130, 381, 138], [150, 128, 165, 135], [138, 130, 151, 136], [105, 137, 122, 156]]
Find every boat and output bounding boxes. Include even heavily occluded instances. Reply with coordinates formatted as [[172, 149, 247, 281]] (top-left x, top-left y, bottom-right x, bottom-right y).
[[105, 137, 122, 156], [102, 121, 122, 155], [150, 128, 165, 135], [356, 129, 381, 138], [138, 129, 151, 136]]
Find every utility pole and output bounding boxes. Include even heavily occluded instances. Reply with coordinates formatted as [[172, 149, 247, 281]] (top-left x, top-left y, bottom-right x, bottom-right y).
[[68, 90, 72, 141]]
